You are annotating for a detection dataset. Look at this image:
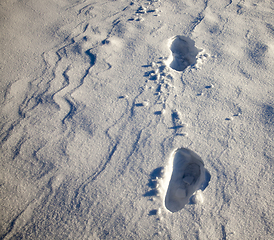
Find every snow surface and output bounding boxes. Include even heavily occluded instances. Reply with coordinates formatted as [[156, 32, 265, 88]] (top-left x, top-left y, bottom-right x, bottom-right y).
[[1, 0, 274, 239]]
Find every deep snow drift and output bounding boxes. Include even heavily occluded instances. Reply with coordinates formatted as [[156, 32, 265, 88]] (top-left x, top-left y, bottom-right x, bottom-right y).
[[1, 0, 274, 239]]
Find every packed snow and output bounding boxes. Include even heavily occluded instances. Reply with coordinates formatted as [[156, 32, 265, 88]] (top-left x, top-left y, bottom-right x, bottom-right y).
[[1, 0, 274, 239]]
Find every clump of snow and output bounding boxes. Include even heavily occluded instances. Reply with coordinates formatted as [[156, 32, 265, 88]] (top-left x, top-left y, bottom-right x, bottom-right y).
[[191, 190, 204, 204]]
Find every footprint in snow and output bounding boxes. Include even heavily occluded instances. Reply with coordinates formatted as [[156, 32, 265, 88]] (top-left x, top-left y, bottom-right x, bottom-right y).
[[164, 148, 209, 213], [167, 35, 200, 71], [144, 148, 210, 214]]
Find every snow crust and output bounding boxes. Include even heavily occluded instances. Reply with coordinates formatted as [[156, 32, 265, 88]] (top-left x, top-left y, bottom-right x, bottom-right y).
[[1, 0, 274, 239]]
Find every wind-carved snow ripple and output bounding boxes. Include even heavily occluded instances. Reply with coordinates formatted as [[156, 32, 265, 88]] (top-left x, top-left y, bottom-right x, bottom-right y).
[[52, 44, 96, 124]]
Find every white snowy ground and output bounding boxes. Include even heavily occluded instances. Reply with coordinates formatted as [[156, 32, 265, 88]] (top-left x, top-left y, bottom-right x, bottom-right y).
[[1, 0, 274, 239]]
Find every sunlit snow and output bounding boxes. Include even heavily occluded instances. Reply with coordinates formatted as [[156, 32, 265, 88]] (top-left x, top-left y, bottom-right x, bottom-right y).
[[1, 0, 274, 239]]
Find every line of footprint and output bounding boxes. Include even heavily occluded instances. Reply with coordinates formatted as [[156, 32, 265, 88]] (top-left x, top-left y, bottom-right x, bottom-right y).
[[141, 36, 213, 215]]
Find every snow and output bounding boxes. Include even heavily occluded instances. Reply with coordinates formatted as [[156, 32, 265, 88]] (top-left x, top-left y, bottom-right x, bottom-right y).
[[1, 0, 274, 239], [167, 35, 200, 71], [164, 148, 207, 213]]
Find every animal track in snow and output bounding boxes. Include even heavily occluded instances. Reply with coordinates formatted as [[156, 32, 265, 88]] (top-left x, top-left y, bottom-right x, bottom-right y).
[[164, 148, 208, 213], [144, 167, 164, 198], [166, 36, 200, 71], [144, 167, 164, 219], [141, 58, 174, 109], [127, 1, 160, 22], [169, 109, 187, 135]]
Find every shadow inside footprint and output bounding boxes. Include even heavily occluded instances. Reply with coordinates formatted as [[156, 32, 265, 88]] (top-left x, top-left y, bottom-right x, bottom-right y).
[[168, 36, 199, 71], [164, 148, 210, 213]]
